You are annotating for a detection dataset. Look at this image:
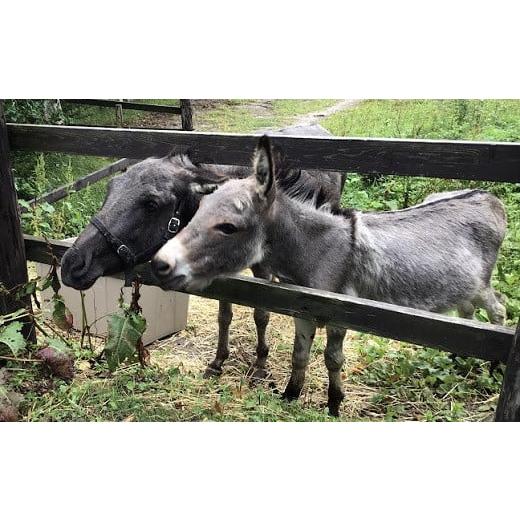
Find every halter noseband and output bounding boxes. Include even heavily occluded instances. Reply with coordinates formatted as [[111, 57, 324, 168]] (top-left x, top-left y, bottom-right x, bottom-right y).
[[90, 201, 183, 271]]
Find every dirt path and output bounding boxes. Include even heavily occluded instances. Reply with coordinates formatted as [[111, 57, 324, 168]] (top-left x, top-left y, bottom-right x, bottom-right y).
[[291, 99, 360, 127]]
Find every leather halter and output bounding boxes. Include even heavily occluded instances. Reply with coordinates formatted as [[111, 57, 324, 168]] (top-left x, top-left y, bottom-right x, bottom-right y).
[[90, 201, 183, 269]]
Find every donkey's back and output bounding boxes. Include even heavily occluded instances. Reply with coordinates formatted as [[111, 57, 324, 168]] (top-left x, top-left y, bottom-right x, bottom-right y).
[[354, 189, 507, 321]]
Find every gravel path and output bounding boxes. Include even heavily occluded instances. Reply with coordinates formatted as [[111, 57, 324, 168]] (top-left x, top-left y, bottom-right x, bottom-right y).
[[291, 99, 361, 126]]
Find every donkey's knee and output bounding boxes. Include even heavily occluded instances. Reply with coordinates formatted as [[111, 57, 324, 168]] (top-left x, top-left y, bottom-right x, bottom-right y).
[[254, 308, 270, 330], [253, 308, 270, 357], [457, 301, 475, 320], [476, 288, 507, 325]]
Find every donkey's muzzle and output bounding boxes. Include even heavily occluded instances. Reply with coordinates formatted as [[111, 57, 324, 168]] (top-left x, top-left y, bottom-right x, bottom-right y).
[[151, 257, 188, 290], [60, 247, 95, 290]]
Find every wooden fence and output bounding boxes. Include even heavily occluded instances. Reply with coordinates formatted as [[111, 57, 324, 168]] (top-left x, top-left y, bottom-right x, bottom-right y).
[[1, 112, 519, 421], [61, 99, 194, 130]]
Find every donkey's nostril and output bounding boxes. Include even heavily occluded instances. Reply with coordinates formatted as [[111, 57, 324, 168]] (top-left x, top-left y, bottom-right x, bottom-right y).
[[63, 250, 88, 278], [72, 257, 86, 273], [152, 258, 172, 277]]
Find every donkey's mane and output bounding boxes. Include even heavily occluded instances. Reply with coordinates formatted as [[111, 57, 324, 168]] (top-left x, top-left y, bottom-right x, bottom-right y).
[[167, 153, 341, 204], [165, 153, 250, 185]]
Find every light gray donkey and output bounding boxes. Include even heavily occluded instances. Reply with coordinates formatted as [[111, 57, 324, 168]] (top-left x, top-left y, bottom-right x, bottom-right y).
[[151, 136, 508, 416]]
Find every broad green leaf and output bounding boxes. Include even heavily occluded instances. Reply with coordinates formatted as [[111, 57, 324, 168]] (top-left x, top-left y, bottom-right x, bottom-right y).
[[52, 296, 73, 332], [0, 322, 27, 356], [105, 312, 147, 371]]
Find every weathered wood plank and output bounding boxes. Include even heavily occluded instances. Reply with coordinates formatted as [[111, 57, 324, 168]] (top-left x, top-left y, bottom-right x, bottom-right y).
[[8, 124, 520, 182], [20, 158, 139, 213], [24, 235, 71, 262], [42, 123, 185, 131], [63, 99, 182, 114], [495, 321, 520, 421], [0, 103, 35, 342], [24, 235, 515, 362], [180, 99, 193, 131]]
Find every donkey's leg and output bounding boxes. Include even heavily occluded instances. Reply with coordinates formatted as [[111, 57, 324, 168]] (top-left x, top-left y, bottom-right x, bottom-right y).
[[325, 326, 347, 417], [250, 264, 272, 380], [475, 287, 507, 325], [282, 318, 316, 401], [457, 301, 475, 320], [204, 301, 233, 378]]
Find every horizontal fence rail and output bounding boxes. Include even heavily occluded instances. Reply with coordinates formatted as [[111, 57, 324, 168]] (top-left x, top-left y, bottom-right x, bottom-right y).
[[62, 99, 182, 114], [8, 124, 520, 182], [20, 158, 140, 212], [25, 235, 515, 363]]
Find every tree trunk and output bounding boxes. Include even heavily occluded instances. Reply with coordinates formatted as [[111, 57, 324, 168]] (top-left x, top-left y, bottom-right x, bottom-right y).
[[180, 99, 193, 131], [0, 100, 36, 343]]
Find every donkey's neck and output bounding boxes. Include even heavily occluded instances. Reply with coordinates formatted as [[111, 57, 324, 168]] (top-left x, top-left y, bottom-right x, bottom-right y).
[[263, 194, 355, 292]]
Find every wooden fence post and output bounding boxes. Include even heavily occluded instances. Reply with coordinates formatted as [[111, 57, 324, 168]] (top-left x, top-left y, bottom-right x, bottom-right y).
[[495, 321, 520, 421], [180, 99, 193, 131], [0, 101, 36, 342], [115, 103, 123, 127]]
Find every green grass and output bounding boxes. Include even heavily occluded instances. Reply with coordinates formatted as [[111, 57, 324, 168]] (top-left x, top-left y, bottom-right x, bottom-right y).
[[8, 328, 501, 422], [349, 334, 501, 421], [14, 360, 334, 422], [323, 99, 520, 141], [271, 99, 340, 118]]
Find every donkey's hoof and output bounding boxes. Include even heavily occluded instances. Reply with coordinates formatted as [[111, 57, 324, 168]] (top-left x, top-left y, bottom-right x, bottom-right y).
[[249, 367, 269, 382], [327, 405, 341, 418], [282, 386, 301, 402], [327, 389, 344, 417], [203, 365, 222, 379]]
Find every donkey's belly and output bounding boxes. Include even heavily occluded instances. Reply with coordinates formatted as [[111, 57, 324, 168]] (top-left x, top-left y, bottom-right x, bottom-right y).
[[351, 262, 483, 313]]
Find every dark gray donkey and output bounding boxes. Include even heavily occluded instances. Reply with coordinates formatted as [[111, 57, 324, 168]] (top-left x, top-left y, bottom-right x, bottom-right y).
[[152, 136, 507, 416], [61, 124, 346, 379]]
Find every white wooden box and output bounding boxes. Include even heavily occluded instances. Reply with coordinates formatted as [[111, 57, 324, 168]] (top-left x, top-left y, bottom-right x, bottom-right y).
[[35, 261, 189, 346]]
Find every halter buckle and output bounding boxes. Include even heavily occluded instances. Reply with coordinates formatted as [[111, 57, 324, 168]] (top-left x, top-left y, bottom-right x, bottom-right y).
[[116, 244, 133, 263], [168, 217, 181, 234]]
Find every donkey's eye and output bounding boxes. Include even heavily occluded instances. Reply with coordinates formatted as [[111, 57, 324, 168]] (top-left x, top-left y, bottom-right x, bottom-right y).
[[214, 223, 238, 235], [144, 200, 159, 212]]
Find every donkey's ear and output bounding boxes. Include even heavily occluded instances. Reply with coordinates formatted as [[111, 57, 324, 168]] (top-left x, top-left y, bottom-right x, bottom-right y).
[[253, 135, 275, 201], [189, 182, 219, 195]]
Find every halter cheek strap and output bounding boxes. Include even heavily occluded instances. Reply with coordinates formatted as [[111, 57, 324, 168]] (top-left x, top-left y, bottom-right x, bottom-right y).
[[91, 216, 136, 266], [90, 201, 183, 276]]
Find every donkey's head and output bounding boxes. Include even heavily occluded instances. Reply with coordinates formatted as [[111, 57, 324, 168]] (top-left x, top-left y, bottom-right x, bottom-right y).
[[61, 154, 225, 290], [152, 136, 276, 291]]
